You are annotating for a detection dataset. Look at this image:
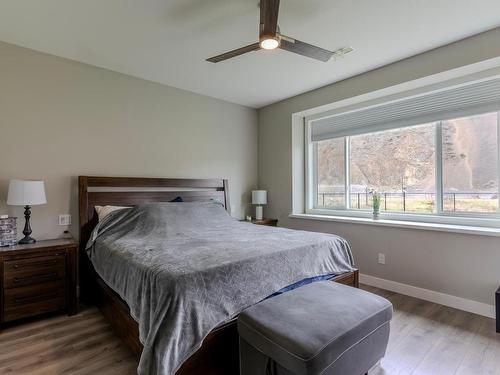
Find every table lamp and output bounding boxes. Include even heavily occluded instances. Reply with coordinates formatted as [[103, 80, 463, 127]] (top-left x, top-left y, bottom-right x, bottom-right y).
[[7, 179, 47, 244], [252, 190, 267, 220]]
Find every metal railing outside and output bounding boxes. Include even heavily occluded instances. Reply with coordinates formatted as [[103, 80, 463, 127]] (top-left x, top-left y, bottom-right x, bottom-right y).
[[317, 191, 498, 212]]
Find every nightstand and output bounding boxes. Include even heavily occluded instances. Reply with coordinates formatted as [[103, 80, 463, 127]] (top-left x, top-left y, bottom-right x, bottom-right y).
[[0, 238, 77, 327], [249, 218, 278, 227]]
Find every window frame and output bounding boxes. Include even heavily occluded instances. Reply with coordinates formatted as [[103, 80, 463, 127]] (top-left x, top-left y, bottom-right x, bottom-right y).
[[305, 111, 500, 228]]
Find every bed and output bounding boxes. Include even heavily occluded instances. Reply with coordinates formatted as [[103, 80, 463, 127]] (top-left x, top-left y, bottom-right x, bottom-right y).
[[78, 176, 359, 375]]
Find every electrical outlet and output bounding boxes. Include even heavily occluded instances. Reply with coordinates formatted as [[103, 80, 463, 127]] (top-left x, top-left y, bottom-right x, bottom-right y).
[[378, 253, 386, 265], [59, 214, 71, 226]]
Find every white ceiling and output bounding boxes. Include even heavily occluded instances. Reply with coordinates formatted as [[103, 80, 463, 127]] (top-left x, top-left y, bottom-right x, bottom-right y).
[[1, 0, 500, 108]]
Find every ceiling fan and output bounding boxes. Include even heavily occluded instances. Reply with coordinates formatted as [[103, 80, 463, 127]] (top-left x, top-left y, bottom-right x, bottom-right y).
[[206, 0, 343, 63]]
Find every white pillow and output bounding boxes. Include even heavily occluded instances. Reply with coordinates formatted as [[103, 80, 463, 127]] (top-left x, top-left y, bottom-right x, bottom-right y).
[[95, 205, 130, 221]]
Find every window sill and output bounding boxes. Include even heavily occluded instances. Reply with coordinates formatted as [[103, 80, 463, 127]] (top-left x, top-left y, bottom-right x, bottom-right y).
[[289, 213, 500, 237]]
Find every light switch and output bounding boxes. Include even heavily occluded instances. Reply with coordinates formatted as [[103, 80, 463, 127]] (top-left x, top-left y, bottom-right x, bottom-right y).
[[378, 253, 386, 265], [59, 214, 71, 226]]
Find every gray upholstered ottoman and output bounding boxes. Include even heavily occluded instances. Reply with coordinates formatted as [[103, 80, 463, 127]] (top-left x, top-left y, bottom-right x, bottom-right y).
[[238, 281, 392, 375]]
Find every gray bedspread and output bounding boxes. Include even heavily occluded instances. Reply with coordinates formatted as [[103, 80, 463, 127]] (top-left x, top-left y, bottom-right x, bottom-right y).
[[86, 202, 355, 375]]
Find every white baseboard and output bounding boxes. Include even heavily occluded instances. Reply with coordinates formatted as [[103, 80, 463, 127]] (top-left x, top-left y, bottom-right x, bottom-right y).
[[360, 273, 495, 319]]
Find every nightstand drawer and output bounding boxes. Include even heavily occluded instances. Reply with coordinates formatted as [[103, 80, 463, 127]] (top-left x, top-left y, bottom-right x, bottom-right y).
[[4, 255, 66, 288], [4, 280, 66, 322]]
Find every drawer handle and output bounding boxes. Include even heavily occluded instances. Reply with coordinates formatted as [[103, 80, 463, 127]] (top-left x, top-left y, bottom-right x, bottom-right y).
[[13, 291, 60, 305], [13, 272, 59, 284]]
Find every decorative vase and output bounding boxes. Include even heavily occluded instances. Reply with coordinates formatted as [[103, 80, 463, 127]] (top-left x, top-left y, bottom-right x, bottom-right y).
[[0, 216, 17, 247]]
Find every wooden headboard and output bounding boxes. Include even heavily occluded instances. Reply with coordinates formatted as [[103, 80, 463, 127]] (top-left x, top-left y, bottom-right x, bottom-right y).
[[78, 176, 230, 251]]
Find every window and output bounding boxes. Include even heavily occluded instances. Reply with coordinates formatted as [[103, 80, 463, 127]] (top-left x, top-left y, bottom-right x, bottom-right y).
[[442, 112, 499, 213], [317, 138, 345, 208], [349, 123, 436, 213], [308, 110, 500, 224]]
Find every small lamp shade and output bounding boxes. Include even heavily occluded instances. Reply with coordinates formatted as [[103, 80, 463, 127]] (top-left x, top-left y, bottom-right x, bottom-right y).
[[252, 190, 267, 205], [7, 180, 47, 206]]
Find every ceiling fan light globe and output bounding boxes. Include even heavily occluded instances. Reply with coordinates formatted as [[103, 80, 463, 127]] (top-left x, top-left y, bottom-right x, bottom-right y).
[[260, 38, 279, 50]]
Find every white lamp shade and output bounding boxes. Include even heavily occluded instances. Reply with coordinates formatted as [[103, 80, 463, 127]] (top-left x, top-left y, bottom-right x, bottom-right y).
[[7, 180, 47, 206], [252, 190, 267, 205]]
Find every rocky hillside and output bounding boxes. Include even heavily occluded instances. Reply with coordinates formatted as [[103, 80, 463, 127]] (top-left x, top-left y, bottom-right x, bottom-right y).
[[318, 113, 498, 194]]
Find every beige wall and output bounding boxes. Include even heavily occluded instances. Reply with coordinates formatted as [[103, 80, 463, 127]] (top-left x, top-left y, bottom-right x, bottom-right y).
[[258, 28, 500, 306], [0, 42, 258, 240]]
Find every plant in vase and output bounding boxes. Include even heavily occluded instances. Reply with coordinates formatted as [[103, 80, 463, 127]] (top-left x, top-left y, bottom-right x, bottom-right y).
[[370, 189, 381, 219]]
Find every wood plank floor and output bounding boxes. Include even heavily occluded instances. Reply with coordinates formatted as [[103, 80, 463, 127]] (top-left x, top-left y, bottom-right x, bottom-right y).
[[0, 285, 499, 374]]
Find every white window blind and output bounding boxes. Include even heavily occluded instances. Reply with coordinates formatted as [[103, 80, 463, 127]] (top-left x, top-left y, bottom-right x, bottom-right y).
[[311, 76, 500, 141]]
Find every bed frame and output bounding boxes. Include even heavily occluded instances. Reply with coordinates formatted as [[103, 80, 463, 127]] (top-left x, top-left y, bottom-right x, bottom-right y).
[[78, 176, 359, 374]]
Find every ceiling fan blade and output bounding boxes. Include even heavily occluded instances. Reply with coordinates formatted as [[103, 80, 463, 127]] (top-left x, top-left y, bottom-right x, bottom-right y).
[[260, 0, 280, 38], [206, 42, 261, 63], [279, 36, 334, 62]]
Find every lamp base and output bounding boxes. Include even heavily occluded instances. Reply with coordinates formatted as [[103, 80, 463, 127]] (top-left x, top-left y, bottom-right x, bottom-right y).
[[18, 236, 36, 245], [19, 205, 35, 245], [255, 206, 263, 220]]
